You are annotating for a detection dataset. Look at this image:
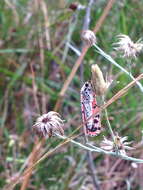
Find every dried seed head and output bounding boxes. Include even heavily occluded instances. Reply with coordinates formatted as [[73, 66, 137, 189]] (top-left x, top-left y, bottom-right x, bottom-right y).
[[100, 134, 134, 155], [114, 34, 143, 58], [32, 111, 64, 138], [81, 30, 96, 46], [69, 2, 78, 11], [91, 64, 109, 96]]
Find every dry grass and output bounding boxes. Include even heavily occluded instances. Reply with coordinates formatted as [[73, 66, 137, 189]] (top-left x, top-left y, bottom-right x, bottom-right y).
[[1, 0, 143, 190]]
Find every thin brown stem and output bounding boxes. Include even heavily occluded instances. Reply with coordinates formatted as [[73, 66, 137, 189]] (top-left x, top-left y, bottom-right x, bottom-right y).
[[87, 151, 101, 190], [20, 138, 45, 190], [6, 135, 79, 190], [20, 0, 46, 189], [30, 63, 40, 114], [93, 0, 115, 33]]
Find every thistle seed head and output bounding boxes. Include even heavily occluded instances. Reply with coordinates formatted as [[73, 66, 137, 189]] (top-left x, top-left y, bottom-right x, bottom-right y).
[[32, 111, 64, 138], [114, 34, 143, 58]]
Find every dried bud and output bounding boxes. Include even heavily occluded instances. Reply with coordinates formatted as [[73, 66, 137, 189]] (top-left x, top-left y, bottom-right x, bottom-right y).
[[91, 64, 108, 96], [69, 2, 78, 11], [81, 30, 96, 46], [32, 111, 64, 138], [69, 2, 85, 11]]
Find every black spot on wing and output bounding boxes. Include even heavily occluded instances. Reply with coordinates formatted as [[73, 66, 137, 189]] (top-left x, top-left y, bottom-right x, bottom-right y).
[[91, 126, 97, 132], [88, 88, 91, 91], [94, 119, 98, 123], [93, 105, 97, 109], [85, 83, 89, 87]]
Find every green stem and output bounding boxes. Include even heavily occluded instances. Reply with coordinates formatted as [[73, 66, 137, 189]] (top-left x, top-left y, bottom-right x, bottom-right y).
[[93, 44, 143, 92]]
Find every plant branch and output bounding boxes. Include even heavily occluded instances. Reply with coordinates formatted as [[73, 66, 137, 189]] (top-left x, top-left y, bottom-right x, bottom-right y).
[[54, 0, 116, 111], [83, 0, 94, 30], [56, 134, 143, 164], [93, 44, 143, 92], [82, 1, 101, 189], [102, 97, 115, 141]]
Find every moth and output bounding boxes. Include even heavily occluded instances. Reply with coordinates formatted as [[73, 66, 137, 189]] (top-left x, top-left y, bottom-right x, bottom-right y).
[[80, 81, 101, 136]]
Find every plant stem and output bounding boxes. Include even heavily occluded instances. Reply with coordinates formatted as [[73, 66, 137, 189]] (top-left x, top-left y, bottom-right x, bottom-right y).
[[93, 44, 143, 92]]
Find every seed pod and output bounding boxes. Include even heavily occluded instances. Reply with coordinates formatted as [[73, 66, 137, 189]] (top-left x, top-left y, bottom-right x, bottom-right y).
[[91, 64, 108, 96], [81, 30, 96, 46]]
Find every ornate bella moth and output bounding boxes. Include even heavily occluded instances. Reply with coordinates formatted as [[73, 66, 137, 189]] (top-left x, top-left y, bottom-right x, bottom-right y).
[[80, 81, 101, 136]]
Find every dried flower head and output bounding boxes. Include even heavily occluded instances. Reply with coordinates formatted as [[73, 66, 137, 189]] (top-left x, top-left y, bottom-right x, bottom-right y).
[[81, 30, 96, 46], [100, 134, 133, 155], [91, 64, 110, 96], [32, 111, 64, 138], [69, 2, 78, 11], [114, 34, 143, 58]]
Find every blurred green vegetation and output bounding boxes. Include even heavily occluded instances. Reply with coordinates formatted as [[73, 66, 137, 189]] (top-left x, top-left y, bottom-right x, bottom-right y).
[[0, 0, 143, 189]]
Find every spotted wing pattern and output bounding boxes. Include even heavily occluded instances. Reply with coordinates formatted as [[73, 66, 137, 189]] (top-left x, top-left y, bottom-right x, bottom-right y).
[[81, 81, 101, 136]]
